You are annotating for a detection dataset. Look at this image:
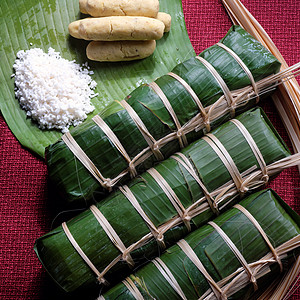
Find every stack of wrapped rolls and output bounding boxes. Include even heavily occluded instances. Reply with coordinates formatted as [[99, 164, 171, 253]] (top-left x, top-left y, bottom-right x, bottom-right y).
[[37, 21, 300, 299], [68, 0, 172, 61], [35, 108, 300, 294], [46, 25, 300, 208]]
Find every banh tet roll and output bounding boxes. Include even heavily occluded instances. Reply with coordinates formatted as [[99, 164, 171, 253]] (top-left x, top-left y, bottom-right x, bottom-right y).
[[35, 108, 300, 294], [47, 25, 295, 209], [101, 189, 300, 300]]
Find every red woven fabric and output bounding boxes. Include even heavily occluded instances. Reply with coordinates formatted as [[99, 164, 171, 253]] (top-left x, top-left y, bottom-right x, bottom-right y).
[[0, 0, 299, 299]]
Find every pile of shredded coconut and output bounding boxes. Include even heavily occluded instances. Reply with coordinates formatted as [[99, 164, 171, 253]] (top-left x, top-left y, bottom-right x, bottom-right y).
[[12, 47, 97, 133]]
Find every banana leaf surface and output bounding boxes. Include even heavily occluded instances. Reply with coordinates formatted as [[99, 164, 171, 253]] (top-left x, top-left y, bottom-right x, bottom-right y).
[[46, 25, 281, 208], [0, 0, 193, 157], [102, 189, 300, 300], [35, 108, 291, 294]]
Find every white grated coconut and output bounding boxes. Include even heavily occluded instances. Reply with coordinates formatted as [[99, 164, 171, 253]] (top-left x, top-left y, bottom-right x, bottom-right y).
[[13, 47, 97, 133]]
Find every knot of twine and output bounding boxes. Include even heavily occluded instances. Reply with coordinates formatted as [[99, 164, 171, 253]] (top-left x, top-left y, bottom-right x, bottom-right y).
[[122, 251, 134, 267], [230, 103, 236, 118], [97, 276, 108, 285], [239, 181, 249, 194], [153, 142, 160, 152], [261, 174, 269, 184], [157, 232, 165, 243], [182, 213, 192, 232], [204, 118, 211, 133], [155, 232, 166, 248], [183, 214, 192, 222], [128, 161, 137, 178], [213, 200, 219, 210], [103, 179, 112, 191], [177, 128, 184, 138], [274, 253, 283, 272], [251, 275, 258, 291]]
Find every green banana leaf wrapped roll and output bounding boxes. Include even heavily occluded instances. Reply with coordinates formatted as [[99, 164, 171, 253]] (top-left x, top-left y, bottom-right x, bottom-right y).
[[101, 189, 300, 300], [46, 25, 282, 208], [35, 108, 300, 294]]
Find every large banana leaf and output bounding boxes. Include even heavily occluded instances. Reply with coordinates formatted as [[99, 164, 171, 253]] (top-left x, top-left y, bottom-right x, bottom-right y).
[[0, 0, 194, 157], [34, 108, 291, 294], [102, 189, 300, 300], [46, 25, 281, 208]]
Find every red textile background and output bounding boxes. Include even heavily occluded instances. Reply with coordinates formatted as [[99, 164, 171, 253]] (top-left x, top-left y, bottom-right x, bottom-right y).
[[0, 0, 299, 299]]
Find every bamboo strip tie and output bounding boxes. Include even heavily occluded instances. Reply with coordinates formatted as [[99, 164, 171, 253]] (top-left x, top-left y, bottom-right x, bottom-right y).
[[119, 185, 165, 248], [195, 56, 235, 116], [92, 115, 137, 178], [118, 99, 164, 161], [148, 81, 188, 148], [216, 42, 259, 103], [122, 277, 144, 300], [171, 152, 219, 215], [234, 204, 283, 271], [177, 239, 227, 300], [230, 119, 269, 183], [62, 132, 113, 191], [152, 258, 188, 300], [208, 221, 258, 291], [61, 222, 106, 284], [90, 205, 134, 267], [203, 133, 248, 195], [167, 72, 211, 132], [147, 168, 192, 231]]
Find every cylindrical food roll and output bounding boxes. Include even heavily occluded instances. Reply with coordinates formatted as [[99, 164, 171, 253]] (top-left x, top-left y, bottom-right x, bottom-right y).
[[78, 16, 165, 41], [87, 40, 156, 62], [81, 0, 159, 18], [68, 13, 171, 39], [157, 12, 171, 32]]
